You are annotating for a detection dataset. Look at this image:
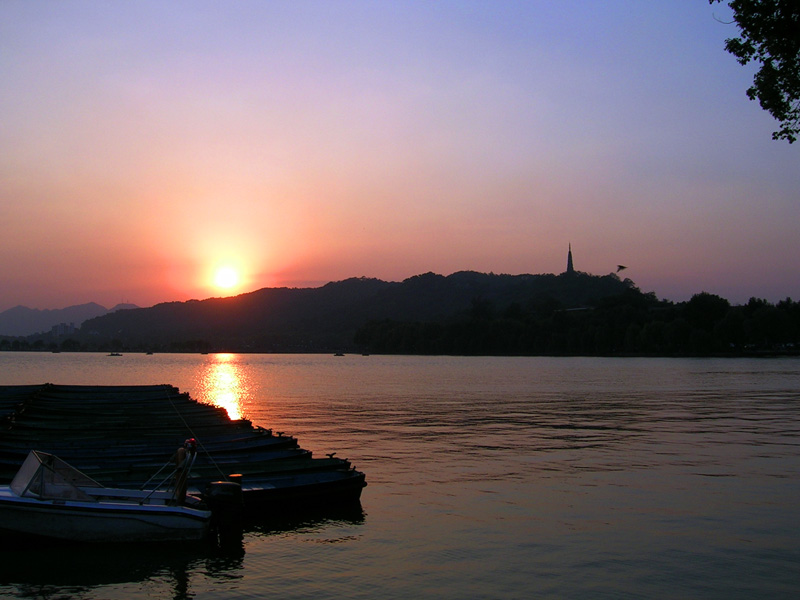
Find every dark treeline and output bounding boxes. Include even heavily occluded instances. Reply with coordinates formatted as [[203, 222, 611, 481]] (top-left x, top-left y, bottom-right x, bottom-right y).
[[354, 291, 800, 356], [1, 271, 798, 356], [3, 271, 639, 354]]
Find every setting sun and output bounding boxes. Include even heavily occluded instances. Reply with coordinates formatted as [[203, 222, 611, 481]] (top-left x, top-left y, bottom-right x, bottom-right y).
[[213, 266, 240, 290]]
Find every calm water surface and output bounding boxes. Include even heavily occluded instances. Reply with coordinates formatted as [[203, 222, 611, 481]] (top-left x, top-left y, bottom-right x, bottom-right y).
[[0, 352, 798, 599]]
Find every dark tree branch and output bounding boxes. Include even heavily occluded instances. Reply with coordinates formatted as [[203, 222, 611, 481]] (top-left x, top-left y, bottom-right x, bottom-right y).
[[710, 0, 800, 143]]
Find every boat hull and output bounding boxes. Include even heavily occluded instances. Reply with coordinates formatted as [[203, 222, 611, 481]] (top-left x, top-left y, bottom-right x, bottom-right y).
[[195, 469, 367, 511], [0, 489, 210, 543]]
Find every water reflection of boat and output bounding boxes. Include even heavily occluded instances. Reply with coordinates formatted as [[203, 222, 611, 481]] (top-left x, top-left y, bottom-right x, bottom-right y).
[[0, 536, 241, 596], [0, 450, 211, 543], [0, 502, 361, 599], [245, 501, 365, 536]]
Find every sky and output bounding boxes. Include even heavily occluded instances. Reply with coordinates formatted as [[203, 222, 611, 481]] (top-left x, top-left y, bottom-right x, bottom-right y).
[[1, 0, 798, 312]]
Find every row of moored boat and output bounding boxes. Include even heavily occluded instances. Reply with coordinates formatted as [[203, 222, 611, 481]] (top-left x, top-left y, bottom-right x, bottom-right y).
[[0, 384, 366, 511]]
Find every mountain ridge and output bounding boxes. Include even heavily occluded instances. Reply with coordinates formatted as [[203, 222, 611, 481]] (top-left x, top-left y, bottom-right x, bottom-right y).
[[4, 271, 797, 356], [0, 302, 139, 337], [74, 270, 634, 352]]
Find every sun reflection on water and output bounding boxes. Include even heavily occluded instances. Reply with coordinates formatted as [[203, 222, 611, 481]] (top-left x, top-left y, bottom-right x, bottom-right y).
[[198, 353, 247, 420]]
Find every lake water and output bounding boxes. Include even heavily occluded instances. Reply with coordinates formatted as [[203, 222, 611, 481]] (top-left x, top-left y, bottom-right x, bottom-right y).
[[0, 352, 798, 599]]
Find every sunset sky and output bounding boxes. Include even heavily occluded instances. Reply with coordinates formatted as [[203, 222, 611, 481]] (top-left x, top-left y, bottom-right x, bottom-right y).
[[1, 0, 798, 312]]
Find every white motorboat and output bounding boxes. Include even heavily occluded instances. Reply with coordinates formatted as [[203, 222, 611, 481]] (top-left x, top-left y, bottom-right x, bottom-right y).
[[0, 450, 211, 542]]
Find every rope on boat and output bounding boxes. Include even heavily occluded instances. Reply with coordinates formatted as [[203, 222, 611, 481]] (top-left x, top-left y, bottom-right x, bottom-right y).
[[138, 457, 176, 491], [164, 388, 229, 482], [140, 447, 199, 504], [140, 465, 180, 504]]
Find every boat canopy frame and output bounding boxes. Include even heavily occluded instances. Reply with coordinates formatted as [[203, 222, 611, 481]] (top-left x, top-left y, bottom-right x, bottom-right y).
[[10, 450, 103, 501]]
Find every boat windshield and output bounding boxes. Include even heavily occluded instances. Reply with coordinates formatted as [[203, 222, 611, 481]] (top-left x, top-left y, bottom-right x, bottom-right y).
[[10, 450, 102, 501]]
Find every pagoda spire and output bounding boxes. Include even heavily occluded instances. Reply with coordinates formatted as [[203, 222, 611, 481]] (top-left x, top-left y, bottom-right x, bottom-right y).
[[566, 243, 574, 274]]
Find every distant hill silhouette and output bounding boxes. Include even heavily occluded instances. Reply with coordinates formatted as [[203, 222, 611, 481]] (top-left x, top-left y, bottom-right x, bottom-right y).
[[0, 303, 139, 337], [5, 272, 798, 356], [75, 271, 635, 352]]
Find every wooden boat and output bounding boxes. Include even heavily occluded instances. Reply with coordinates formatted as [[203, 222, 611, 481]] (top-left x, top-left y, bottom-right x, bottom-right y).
[[0, 384, 367, 511], [0, 430, 301, 457], [208, 468, 368, 510], [0, 450, 211, 543]]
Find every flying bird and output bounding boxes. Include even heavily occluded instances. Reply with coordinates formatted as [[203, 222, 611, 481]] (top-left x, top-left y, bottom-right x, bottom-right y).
[[616, 265, 627, 272]]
